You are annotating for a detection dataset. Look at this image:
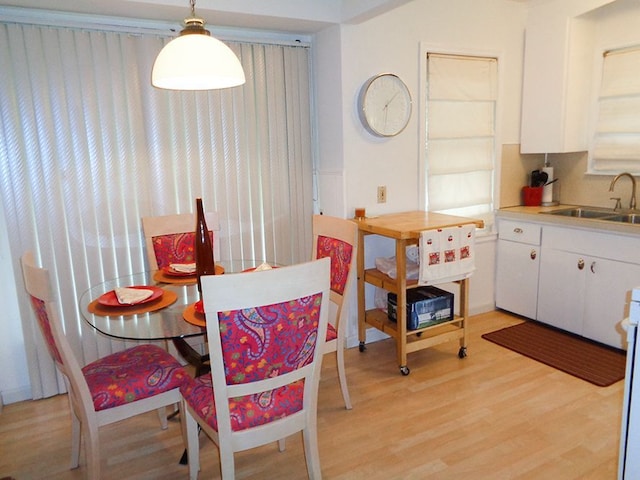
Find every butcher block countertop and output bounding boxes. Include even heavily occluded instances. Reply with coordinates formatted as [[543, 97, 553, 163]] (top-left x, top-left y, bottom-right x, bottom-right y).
[[353, 210, 484, 239], [498, 205, 640, 237]]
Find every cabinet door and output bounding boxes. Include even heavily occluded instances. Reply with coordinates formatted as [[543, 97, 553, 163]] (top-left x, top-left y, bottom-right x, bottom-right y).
[[496, 239, 540, 319], [583, 257, 640, 350], [537, 248, 585, 335]]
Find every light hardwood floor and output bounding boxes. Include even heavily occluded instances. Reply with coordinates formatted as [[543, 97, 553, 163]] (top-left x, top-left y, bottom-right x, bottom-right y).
[[0, 310, 625, 479]]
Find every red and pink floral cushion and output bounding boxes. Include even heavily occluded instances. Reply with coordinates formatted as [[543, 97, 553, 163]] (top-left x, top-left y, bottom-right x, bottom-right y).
[[316, 235, 353, 295], [29, 296, 63, 365], [181, 292, 323, 432], [326, 323, 338, 342], [152, 231, 214, 269], [181, 374, 305, 432], [83, 344, 188, 411]]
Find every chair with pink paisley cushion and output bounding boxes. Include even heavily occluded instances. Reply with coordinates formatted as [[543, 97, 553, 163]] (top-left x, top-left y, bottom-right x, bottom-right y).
[[141, 211, 220, 273], [181, 258, 330, 480], [312, 214, 358, 410], [142, 211, 220, 376], [20, 251, 189, 479]]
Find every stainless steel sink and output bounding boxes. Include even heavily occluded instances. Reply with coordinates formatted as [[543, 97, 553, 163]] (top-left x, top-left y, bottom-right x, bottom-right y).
[[541, 207, 640, 225], [603, 213, 640, 224], [544, 207, 616, 219]]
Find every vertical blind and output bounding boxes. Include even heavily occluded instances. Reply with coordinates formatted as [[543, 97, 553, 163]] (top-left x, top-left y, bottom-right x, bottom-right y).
[[590, 46, 640, 173], [426, 53, 497, 229], [0, 21, 313, 398]]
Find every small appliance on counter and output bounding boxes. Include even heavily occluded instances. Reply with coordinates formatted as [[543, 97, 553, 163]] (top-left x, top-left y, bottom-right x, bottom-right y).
[[523, 168, 558, 207]]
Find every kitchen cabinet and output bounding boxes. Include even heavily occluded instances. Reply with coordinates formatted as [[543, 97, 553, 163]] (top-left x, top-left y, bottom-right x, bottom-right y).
[[537, 225, 640, 349], [495, 219, 541, 319], [520, 12, 594, 153]]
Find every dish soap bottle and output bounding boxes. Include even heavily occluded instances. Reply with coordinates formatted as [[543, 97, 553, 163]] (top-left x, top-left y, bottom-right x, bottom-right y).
[[194, 197, 216, 294]]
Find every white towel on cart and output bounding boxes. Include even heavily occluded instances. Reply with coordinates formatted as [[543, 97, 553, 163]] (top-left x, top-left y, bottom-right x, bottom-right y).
[[418, 224, 475, 285]]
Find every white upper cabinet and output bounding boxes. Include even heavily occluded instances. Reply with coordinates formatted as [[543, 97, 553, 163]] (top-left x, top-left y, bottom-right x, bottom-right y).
[[519, 0, 616, 154]]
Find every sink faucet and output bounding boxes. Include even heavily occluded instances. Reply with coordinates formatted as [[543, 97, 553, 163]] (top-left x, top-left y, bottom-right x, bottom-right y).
[[609, 172, 637, 210]]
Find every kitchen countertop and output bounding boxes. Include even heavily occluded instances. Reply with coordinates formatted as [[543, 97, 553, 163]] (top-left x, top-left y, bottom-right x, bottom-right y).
[[498, 205, 640, 237]]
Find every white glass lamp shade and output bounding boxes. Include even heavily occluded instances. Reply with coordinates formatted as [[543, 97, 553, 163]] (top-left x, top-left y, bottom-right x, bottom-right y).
[[152, 34, 246, 90]]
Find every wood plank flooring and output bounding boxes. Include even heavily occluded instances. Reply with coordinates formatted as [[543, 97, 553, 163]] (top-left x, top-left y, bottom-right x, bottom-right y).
[[0, 311, 625, 479]]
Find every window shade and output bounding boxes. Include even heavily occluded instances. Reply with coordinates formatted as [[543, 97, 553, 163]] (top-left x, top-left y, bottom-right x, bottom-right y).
[[590, 46, 640, 173], [426, 53, 497, 228]]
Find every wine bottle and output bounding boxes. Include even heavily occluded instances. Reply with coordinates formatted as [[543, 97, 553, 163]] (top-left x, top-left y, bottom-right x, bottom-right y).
[[194, 198, 216, 294]]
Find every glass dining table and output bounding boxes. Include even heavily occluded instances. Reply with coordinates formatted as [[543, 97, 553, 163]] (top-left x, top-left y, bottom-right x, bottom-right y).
[[79, 259, 276, 344]]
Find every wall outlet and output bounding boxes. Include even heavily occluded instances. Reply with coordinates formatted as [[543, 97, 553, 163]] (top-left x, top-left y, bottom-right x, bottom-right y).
[[377, 185, 386, 203]]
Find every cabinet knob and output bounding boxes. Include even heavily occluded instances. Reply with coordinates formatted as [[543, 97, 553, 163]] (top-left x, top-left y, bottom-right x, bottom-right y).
[[530, 249, 537, 260], [577, 258, 585, 270], [513, 227, 523, 234]]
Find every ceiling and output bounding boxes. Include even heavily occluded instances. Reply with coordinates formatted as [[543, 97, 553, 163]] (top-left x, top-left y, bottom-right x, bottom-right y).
[[0, 0, 417, 34]]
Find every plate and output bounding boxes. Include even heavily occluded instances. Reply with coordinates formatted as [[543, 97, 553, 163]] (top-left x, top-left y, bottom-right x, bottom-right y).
[[162, 265, 196, 277], [97, 286, 164, 307]]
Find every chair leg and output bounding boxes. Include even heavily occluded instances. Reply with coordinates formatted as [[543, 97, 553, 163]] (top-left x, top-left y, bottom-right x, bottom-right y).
[[219, 441, 236, 480], [277, 438, 286, 452], [157, 405, 168, 429], [84, 421, 101, 480], [336, 346, 352, 410], [302, 424, 322, 480], [184, 404, 200, 480], [69, 408, 81, 469]]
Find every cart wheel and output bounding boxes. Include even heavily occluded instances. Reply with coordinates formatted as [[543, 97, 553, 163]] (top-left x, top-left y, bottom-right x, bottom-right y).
[[458, 346, 467, 358], [359, 341, 366, 352], [400, 365, 410, 376]]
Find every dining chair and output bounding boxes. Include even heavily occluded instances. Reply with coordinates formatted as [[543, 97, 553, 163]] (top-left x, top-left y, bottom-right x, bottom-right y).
[[181, 258, 331, 480], [312, 214, 358, 410], [142, 211, 220, 376], [141, 211, 220, 272], [20, 251, 189, 479]]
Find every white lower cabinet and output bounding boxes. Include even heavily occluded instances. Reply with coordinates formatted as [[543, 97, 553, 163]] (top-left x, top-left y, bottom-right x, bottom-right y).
[[496, 219, 541, 319], [536, 226, 640, 349]]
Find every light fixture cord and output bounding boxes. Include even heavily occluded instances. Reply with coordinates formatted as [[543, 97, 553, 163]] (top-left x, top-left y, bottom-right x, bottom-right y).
[[190, 0, 196, 17]]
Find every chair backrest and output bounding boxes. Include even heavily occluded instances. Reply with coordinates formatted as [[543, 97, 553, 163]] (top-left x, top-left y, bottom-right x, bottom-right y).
[[200, 257, 330, 437], [20, 252, 94, 414], [311, 214, 358, 329], [141, 212, 220, 271]]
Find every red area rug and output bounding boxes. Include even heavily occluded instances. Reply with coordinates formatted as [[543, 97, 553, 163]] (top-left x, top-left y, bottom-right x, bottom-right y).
[[482, 321, 626, 387]]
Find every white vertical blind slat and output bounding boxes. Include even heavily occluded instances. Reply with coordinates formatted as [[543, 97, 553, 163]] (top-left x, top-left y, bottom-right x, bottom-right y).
[[0, 22, 313, 399]]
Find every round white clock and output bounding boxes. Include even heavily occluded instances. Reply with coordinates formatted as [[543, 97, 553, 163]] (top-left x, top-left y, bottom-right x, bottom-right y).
[[358, 73, 412, 137]]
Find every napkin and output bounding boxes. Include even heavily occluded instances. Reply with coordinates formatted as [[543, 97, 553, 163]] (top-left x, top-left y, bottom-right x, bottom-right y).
[[254, 262, 272, 271], [169, 263, 196, 273], [114, 287, 154, 305]]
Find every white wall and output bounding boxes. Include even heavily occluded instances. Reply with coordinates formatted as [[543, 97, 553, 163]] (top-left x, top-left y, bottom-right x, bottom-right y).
[[313, 0, 528, 345]]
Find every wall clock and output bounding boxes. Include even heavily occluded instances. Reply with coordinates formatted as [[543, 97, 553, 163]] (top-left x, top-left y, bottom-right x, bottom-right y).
[[358, 73, 412, 137]]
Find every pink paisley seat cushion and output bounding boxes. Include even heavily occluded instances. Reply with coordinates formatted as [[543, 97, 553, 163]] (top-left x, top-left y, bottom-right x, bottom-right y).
[[152, 231, 214, 269], [181, 292, 323, 432], [82, 344, 188, 411], [181, 373, 305, 432], [326, 323, 338, 342], [316, 235, 353, 296]]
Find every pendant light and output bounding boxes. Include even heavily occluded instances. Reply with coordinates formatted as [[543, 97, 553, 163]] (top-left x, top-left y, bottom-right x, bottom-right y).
[[152, 0, 246, 90]]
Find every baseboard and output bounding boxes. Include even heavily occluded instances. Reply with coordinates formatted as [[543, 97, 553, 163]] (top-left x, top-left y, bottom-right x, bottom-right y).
[[0, 385, 32, 406]]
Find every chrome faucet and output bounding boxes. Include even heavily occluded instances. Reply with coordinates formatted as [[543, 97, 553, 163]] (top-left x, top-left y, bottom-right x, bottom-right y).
[[609, 172, 637, 210]]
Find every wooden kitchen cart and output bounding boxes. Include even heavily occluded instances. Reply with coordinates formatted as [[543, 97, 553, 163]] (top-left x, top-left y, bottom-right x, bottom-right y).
[[355, 211, 484, 375]]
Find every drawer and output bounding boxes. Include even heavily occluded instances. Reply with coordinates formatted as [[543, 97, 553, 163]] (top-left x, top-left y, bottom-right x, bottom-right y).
[[498, 220, 541, 245]]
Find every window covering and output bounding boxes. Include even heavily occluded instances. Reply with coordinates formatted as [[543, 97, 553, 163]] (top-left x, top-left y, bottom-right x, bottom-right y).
[[590, 46, 640, 173], [426, 53, 497, 228]]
